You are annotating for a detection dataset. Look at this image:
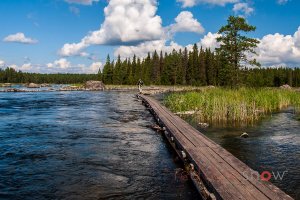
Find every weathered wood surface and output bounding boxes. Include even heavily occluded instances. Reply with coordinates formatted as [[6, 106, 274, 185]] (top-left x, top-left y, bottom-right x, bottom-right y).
[[139, 94, 293, 200]]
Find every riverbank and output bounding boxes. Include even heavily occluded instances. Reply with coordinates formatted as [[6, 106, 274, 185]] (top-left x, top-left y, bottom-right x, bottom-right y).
[[164, 87, 300, 125], [0, 83, 206, 93]]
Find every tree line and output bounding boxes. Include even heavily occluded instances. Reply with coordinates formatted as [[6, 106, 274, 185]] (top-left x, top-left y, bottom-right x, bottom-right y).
[[0, 67, 100, 84], [1, 47, 300, 87], [100, 48, 300, 87]]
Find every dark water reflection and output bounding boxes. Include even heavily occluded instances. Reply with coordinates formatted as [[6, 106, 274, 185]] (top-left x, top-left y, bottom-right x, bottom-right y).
[[0, 92, 199, 200], [186, 109, 300, 199]]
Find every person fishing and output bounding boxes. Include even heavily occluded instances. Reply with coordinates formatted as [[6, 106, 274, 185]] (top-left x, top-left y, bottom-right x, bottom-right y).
[[137, 79, 144, 93]]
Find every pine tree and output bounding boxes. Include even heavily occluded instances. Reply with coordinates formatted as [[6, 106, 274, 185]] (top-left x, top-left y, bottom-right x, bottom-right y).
[[181, 48, 188, 85], [113, 55, 122, 84], [216, 16, 260, 87], [102, 55, 113, 84], [192, 44, 200, 85], [159, 51, 164, 84], [199, 47, 207, 85], [152, 50, 160, 84]]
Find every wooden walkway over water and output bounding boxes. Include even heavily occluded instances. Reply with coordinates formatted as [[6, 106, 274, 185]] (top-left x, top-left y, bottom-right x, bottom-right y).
[[138, 94, 293, 200]]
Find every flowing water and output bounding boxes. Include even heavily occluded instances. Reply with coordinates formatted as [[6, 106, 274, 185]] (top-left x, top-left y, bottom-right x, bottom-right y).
[[0, 91, 299, 199], [186, 109, 300, 199], [0, 91, 199, 200]]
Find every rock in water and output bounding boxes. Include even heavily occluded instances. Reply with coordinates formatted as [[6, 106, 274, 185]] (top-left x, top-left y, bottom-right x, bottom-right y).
[[280, 84, 292, 90], [5, 88, 24, 92], [84, 81, 105, 91], [41, 83, 52, 87], [240, 132, 249, 138], [27, 83, 41, 88], [199, 122, 209, 128]]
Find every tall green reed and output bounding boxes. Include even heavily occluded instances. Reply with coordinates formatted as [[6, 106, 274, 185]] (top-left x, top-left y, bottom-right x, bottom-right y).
[[164, 88, 300, 125]]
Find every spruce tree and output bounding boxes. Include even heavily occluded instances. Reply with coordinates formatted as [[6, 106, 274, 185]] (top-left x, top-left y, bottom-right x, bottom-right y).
[[102, 55, 113, 84]]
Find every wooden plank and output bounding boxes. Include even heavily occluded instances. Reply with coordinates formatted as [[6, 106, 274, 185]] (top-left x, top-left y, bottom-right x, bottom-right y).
[[145, 96, 218, 148], [203, 147, 268, 200], [146, 97, 208, 147], [211, 147, 293, 200], [155, 97, 274, 199], [147, 100, 196, 148], [138, 94, 293, 200], [186, 147, 241, 200]]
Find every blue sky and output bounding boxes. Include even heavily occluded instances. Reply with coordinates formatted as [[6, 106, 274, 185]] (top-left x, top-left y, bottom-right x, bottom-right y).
[[0, 0, 299, 73]]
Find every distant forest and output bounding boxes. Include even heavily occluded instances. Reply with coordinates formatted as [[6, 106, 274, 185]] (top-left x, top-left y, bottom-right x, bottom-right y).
[[0, 67, 100, 84], [1, 45, 300, 87], [100, 46, 300, 87]]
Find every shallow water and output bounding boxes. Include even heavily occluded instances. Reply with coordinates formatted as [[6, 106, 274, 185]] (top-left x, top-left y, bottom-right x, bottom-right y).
[[0, 91, 199, 200], [186, 109, 300, 199]]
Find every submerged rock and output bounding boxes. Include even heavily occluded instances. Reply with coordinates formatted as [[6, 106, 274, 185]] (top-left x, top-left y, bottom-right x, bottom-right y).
[[5, 88, 25, 92], [27, 83, 41, 88], [84, 81, 105, 91], [240, 132, 249, 138], [150, 124, 163, 131], [198, 122, 209, 128], [41, 83, 52, 87]]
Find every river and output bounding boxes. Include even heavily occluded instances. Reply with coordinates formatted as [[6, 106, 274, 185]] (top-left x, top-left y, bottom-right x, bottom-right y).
[[0, 91, 299, 199], [0, 91, 199, 200]]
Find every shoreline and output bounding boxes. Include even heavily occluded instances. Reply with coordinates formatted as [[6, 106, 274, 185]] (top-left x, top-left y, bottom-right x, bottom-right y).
[[1, 84, 300, 94], [0, 84, 207, 93]]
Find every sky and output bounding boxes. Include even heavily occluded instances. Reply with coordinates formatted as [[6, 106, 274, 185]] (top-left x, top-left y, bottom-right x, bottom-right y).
[[0, 0, 299, 73]]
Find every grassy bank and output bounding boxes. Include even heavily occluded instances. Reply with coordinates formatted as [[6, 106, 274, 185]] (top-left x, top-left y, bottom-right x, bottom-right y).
[[164, 88, 300, 124]]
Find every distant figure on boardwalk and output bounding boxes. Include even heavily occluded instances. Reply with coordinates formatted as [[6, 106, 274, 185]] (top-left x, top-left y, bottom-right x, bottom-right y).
[[137, 79, 144, 93]]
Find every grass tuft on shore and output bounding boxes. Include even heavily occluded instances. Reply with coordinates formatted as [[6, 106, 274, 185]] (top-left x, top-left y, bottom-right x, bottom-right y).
[[164, 87, 300, 124]]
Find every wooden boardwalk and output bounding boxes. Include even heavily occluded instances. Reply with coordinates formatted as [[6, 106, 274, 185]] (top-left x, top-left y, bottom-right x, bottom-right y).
[[138, 94, 293, 200]]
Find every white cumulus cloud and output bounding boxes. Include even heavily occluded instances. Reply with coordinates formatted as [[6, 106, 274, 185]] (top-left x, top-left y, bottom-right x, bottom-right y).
[[3, 33, 38, 44], [189, 27, 300, 67], [59, 41, 89, 57], [177, 0, 238, 7], [0, 59, 5, 67], [60, 0, 163, 56], [168, 11, 205, 35], [64, 0, 99, 5], [294, 27, 300, 48], [198, 32, 221, 50], [114, 40, 187, 59], [114, 31, 223, 59], [277, 0, 288, 5], [8, 63, 34, 72], [19, 63, 33, 71], [255, 28, 300, 67], [85, 62, 102, 73], [233, 3, 254, 16], [47, 58, 71, 69]]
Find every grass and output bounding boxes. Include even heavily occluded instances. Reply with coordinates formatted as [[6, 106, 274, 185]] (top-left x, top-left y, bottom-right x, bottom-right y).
[[70, 83, 84, 87], [164, 87, 300, 125]]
